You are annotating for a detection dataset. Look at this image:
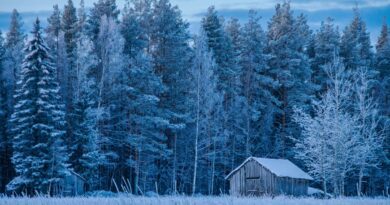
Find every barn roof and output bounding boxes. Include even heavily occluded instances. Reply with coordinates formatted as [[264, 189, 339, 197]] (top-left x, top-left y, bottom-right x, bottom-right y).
[[225, 157, 313, 180]]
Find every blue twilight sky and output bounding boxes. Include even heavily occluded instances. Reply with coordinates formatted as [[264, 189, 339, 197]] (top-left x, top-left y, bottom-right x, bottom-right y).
[[0, 0, 390, 45]]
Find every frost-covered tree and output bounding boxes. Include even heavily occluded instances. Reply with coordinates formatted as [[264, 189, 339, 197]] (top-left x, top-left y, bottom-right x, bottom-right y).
[[190, 28, 223, 195], [240, 10, 279, 157], [120, 1, 146, 58], [77, 0, 87, 33], [201, 7, 246, 192], [86, 0, 120, 44], [150, 0, 192, 192], [376, 20, 390, 121], [4, 9, 25, 112], [375, 22, 390, 182], [92, 15, 127, 189], [202, 6, 233, 93], [46, 5, 68, 101], [1, 9, 26, 193], [340, 8, 373, 71], [224, 17, 247, 171], [294, 58, 359, 196], [293, 96, 333, 195], [8, 19, 68, 195], [125, 53, 168, 194], [353, 67, 384, 196], [266, 2, 314, 157], [0, 30, 12, 193], [374, 25, 389, 189], [62, 0, 81, 166], [45, 5, 61, 50], [69, 33, 102, 190], [312, 18, 340, 96]]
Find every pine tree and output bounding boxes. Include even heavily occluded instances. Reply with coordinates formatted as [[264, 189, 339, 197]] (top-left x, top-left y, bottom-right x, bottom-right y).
[[312, 17, 340, 96], [77, 0, 87, 34], [125, 53, 168, 194], [225, 17, 247, 171], [201, 7, 244, 192], [150, 0, 193, 192], [45, 5, 61, 47], [202, 6, 237, 95], [8, 18, 68, 195], [340, 7, 373, 71], [266, 2, 314, 158], [240, 10, 279, 157], [86, 0, 120, 43], [46, 5, 68, 101], [121, 2, 147, 58]]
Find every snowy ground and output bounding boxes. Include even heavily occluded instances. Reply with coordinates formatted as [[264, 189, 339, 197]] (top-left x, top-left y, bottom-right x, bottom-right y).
[[0, 196, 389, 205]]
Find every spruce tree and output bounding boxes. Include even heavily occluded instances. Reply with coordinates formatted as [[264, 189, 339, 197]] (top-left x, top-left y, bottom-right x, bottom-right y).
[[8, 18, 68, 195], [62, 0, 81, 170], [0, 30, 13, 193]]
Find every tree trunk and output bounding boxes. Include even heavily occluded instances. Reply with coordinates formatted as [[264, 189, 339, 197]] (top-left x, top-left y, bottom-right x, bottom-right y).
[[192, 68, 201, 195], [172, 132, 177, 194], [246, 110, 250, 157], [210, 136, 216, 195], [323, 177, 327, 197], [358, 168, 363, 197]]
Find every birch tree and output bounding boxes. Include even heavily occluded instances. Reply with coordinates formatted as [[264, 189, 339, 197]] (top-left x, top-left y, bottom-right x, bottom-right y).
[[353, 67, 384, 196], [191, 28, 222, 195]]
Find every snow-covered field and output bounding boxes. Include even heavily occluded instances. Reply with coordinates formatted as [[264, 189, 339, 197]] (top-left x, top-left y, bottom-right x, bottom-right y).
[[0, 196, 389, 205]]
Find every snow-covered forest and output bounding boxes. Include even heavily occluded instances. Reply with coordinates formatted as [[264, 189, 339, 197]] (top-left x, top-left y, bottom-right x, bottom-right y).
[[0, 0, 389, 198]]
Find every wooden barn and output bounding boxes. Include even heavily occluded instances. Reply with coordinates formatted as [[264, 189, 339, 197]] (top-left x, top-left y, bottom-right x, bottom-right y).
[[225, 157, 313, 196]]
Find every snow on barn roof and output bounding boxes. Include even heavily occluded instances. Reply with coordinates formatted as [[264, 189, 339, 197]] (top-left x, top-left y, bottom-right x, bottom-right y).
[[225, 157, 313, 180]]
